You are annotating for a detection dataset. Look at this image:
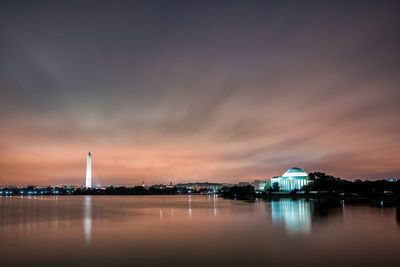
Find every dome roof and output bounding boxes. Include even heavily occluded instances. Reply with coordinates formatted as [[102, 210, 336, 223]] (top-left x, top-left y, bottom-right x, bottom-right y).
[[282, 167, 307, 177]]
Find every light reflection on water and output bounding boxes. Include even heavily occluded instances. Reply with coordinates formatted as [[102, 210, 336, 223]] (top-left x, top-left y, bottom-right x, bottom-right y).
[[188, 195, 192, 217], [271, 199, 311, 234], [0, 195, 399, 267], [84, 196, 91, 245]]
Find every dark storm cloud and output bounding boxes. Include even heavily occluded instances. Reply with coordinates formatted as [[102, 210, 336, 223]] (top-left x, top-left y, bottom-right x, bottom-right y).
[[0, 0, 399, 185]]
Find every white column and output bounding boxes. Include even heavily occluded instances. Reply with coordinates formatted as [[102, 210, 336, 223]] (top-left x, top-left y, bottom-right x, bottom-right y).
[[86, 152, 92, 188]]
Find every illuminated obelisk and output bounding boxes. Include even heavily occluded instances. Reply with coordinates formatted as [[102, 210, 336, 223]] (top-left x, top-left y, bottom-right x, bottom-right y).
[[85, 152, 92, 188]]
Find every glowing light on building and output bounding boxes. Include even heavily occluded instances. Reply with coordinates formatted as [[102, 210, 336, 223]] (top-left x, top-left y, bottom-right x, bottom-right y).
[[270, 167, 309, 191], [86, 152, 92, 188], [252, 180, 268, 191]]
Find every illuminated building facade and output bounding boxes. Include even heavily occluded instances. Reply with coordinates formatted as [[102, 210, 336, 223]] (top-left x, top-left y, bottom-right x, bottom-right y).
[[270, 167, 309, 191], [252, 180, 268, 191], [86, 152, 92, 188]]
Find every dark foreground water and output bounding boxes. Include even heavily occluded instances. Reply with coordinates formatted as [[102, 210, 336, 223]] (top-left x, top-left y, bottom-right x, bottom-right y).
[[0, 195, 399, 267]]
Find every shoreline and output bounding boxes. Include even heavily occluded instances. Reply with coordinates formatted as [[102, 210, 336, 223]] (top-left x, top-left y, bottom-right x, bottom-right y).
[[223, 192, 400, 207], [1, 192, 399, 207]]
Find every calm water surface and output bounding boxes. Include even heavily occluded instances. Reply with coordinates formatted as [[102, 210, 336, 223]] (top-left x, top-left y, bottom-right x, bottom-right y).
[[1, 195, 399, 267]]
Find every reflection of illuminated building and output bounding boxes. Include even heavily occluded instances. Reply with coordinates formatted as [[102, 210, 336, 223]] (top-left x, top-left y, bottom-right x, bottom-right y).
[[188, 195, 192, 217], [270, 167, 309, 191], [271, 199, 311, 234], [84, 196, 92, 244]]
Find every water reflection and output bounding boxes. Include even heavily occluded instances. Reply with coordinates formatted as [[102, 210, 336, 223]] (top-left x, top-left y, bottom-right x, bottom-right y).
[[0, 196, 399, 267], [84, 196, 92, 244], [188, 195, 192, 217], [213, 195, 217, 216], [270, 199, 343, 234], [271, 199, 311, 234]]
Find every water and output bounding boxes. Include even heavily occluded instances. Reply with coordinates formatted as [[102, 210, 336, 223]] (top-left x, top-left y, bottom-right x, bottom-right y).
[[0, 195, 399, 267]]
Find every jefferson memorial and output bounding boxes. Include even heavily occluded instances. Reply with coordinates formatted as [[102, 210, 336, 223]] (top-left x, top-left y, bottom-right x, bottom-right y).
[[270, 168, 309, 191]]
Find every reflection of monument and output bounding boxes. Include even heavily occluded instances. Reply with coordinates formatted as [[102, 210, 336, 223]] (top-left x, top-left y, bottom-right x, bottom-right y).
[[84, 196, 92, 244], [271, 199, 311, 234], [188, 195, 192, 217], [86, 152, 92, 188], [270, 167, 309, 191]]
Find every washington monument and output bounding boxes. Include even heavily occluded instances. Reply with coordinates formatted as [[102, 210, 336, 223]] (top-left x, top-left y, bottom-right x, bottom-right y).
[[86, 152, 92, 188]]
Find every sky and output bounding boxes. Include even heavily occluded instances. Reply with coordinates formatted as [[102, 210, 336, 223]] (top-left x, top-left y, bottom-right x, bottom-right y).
[[0, 0, 399, 186]]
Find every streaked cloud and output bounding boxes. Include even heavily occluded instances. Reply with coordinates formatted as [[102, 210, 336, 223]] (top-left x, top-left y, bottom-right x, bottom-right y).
[[0, 1, 399, 185]]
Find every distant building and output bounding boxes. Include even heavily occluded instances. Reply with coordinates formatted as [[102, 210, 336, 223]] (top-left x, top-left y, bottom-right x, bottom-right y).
[[270, 168, 310, 191], [175, 182, 223, 191], [252, 180, 268, 191], [238, 182, 250, 186]]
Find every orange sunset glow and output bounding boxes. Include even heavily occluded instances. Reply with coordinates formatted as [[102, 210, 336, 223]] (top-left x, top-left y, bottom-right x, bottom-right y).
[[0, 1, 399, 186]]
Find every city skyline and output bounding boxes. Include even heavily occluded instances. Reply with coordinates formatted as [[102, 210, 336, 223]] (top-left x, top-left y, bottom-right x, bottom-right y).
[[1, 1, 400, 185]]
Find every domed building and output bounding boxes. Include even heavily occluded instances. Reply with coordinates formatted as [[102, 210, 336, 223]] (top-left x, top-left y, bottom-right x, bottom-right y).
[[270, 168, 309, 191]]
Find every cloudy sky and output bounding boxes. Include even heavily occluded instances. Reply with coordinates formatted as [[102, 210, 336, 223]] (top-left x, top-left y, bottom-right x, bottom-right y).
[[0, 0, 399, 185]]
